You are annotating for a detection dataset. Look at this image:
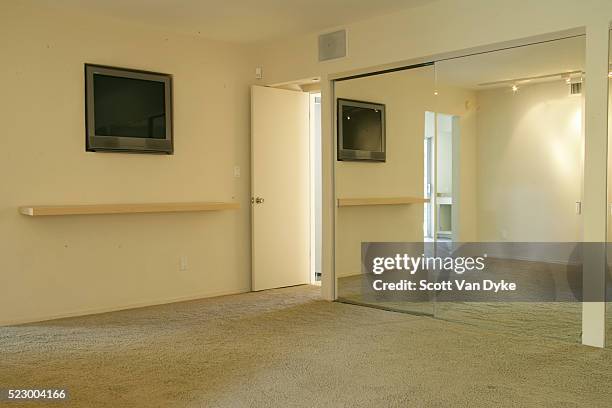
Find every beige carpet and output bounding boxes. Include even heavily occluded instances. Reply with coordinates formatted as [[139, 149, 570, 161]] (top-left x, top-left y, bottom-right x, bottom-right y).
[[1, 285, 612, 407]]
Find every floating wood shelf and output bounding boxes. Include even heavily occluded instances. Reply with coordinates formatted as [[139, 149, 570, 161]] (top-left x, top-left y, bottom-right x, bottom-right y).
[[437, 196, 453, 205], [19, 202, 240, 217], [337, 197, 429, 207]]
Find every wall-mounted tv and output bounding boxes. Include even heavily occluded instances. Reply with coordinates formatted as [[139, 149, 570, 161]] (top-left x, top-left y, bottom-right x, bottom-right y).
[[85, 64, 173, 154], [337, 99, 386, 162]]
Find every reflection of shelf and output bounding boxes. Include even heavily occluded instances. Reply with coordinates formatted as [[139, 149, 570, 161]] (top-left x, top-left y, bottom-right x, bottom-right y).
[[437, 197, 452, 205], [19, 202, 240, 217], [337, 197, 429, 207]]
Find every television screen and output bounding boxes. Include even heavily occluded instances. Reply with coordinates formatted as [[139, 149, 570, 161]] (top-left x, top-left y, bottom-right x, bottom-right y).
[[337, 99, 385, 161], [93, 75, 166, 139], [85, 64, 173, 154]]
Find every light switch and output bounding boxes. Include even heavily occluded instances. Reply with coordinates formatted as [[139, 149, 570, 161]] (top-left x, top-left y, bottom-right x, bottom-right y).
[[233, 165, 241, 178], [179, 256, 188, 271], [500, 229, 508, 240]]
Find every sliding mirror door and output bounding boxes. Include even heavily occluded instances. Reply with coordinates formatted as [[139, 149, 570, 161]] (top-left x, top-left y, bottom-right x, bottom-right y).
[[433, 36, 586, 342], [334, 65, 436, 315], [333, 36, 592, 344]]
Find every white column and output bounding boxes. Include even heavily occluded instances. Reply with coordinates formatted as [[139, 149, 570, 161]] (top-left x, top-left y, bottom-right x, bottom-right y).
[[321, 76, 335, 301], [582, 21, 609, 348]]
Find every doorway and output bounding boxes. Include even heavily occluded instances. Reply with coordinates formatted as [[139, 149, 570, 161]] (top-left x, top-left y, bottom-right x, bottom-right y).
[[424, 111, 460, 242]]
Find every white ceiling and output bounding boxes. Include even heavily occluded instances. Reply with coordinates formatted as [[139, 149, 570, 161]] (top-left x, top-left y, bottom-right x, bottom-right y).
[[44, 0, 434, 44], [435, 36, 586, 89]]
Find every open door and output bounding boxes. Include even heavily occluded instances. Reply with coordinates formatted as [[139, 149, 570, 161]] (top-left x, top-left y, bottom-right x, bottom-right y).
[[251, 85, 310, 291]]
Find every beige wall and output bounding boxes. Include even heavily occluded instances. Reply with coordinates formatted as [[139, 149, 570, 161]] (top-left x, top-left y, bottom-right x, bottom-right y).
[[476, 81, 584, 243], [0, 1, 253, 324]]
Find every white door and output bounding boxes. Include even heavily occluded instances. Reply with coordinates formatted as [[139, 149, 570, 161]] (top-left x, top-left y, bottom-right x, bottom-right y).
[[251, 85, 310, 291]]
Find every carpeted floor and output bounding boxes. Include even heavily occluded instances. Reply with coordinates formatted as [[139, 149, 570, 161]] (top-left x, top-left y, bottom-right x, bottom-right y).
[[1, 285, 612, 407]]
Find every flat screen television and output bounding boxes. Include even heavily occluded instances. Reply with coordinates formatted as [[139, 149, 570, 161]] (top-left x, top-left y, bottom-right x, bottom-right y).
[[337, 98, 386, 162], [85, 64, 173, 154]]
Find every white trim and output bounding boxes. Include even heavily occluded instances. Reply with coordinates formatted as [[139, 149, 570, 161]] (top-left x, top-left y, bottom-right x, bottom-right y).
[[580, 21, 609, 348]]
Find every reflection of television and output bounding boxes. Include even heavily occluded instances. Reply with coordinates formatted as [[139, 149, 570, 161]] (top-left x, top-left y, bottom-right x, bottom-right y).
[[85, 64, 173, 154], [337, 99, 385, 162]]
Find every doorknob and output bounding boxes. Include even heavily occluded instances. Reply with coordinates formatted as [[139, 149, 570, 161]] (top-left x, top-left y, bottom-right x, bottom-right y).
[[255, 197, 265, 204]]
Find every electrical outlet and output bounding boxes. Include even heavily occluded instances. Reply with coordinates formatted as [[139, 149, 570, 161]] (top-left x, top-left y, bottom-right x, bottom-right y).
[[179, 256, 188, 271]]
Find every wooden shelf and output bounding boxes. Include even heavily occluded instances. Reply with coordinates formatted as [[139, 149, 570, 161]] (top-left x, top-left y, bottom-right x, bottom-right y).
[[19, 202, 240, 217], [437, 196, 453, 205], [337, 197, 429, 207]]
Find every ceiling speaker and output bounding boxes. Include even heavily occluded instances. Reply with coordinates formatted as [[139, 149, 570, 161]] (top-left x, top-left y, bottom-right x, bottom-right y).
[[318, 30, 346, 62]]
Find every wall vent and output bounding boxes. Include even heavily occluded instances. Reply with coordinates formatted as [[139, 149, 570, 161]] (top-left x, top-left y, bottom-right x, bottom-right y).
[[318, 30, 346, 62], [570, 81, 582, 95]]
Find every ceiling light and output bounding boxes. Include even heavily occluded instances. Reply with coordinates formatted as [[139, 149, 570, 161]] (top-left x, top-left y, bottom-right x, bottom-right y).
[[511, 84, 518, 93], [434, 90, 438, 96]]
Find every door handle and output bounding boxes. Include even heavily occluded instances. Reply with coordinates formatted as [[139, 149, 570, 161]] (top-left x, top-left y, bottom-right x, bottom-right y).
[[255, 197, 265, 204]]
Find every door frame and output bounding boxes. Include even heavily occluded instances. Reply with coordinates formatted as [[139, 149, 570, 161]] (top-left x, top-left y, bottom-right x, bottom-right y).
[[310, 92, 323, 285]]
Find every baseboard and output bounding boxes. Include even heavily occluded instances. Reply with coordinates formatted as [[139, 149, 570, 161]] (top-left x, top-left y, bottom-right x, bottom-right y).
[[485, 254, 581, 266], [0, 288, 251, 327], [475, 243, 582, 266], [336, 271, 363, 278]]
